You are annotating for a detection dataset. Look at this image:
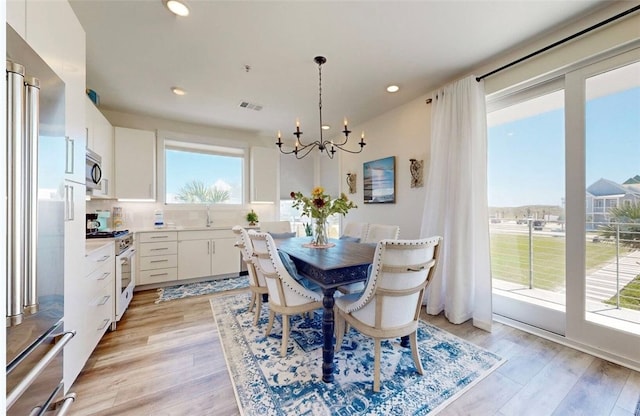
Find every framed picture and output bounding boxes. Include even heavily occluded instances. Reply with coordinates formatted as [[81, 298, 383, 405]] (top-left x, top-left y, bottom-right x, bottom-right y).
[[363, 156, 396, 204]]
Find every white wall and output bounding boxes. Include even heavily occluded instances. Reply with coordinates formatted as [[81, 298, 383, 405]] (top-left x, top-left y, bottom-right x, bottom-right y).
[[330, 95, 431, 239]]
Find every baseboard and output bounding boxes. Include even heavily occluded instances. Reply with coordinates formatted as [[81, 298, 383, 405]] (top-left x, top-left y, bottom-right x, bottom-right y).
[[493, 314, 640, 372]]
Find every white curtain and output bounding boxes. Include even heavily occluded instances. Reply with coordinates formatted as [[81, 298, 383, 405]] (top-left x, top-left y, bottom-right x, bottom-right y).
[[420, 75, 492, 331]]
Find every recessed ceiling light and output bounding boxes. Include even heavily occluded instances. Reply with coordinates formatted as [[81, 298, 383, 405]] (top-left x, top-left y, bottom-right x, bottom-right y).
[[165, 0, 190, 17], [321, 125, 331, 130], [386, 85, 400, 93], [171, 87, 186, 96]]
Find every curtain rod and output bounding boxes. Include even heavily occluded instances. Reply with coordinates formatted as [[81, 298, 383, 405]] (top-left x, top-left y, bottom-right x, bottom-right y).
[[476, 5, 640, 82]]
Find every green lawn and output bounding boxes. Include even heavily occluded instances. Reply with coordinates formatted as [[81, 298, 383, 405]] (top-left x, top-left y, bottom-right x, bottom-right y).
[[490, 233, 625, 291], [605, 275, 640, 311]]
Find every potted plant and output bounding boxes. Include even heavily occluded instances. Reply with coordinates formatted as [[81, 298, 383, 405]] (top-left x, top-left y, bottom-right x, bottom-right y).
[[246, 209, 258, 226]]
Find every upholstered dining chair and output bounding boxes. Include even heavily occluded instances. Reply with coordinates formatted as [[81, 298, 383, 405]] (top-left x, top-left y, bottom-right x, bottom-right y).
[[340, 222, 369, 242], [339, 223, 400, 295], [248, 232, 323, 357], [334, 236, 442, 392], [232, 226, 268, 326], [259, 221, 295, 238], [362, 224, 400, 244]]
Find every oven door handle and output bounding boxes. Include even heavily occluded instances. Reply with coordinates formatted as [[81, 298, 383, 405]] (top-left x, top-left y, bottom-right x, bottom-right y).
[[119, 248, 136, 264]]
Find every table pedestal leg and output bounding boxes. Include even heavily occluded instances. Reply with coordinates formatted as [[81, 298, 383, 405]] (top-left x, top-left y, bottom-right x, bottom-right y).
[[321, 288, 336, 383], [401, 335, 410, 348]]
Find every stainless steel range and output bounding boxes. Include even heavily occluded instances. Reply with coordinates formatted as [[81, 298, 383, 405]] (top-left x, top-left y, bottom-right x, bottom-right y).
[[86, 230, 136, 328]]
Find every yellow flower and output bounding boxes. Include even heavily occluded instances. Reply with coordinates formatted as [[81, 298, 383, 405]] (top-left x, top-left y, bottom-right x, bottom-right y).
[[311, 186, 324, 197]]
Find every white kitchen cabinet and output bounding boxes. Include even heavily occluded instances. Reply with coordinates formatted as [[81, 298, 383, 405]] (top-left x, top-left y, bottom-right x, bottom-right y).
[[65, 240, 115, 392], [25, 0, 87, 184], [137, 231, 178, 285], [250, 146, 279, 203], [86, 96, 114, 198], [114, 127, 156, 200], [177, 230, 240, 280]]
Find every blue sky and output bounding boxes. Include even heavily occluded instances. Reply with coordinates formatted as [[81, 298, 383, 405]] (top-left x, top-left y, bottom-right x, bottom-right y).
[[488, 87, 639, 207], [165, 149, 243, 203]]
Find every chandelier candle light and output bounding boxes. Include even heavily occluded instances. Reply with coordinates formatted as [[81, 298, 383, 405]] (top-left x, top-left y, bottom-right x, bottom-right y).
[[276, 56, 366, 159], [291, 187, 357, 246]]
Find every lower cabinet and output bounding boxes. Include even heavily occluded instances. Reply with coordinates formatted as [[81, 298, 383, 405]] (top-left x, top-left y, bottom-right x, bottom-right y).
[[138, 231, 178, 285], [177, 230, 240, 280], [65, 241, 115, 388]]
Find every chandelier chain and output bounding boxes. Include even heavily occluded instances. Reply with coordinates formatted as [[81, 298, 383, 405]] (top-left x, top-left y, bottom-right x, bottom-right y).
[[318, 62, 323, 144]]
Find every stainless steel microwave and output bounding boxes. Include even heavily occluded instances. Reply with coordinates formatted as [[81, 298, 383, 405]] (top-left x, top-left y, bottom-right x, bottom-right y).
[[86, 148, 102, 191]]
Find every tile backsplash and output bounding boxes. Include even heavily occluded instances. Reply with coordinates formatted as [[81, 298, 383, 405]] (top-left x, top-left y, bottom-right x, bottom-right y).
[[86, 200, 276, 230]]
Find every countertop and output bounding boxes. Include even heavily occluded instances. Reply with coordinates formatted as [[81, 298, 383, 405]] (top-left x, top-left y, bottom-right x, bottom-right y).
[[133, 224, 259, 233]]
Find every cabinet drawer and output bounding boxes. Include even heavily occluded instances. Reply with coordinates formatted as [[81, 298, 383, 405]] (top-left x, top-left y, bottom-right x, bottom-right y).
[[139, 267, 178, 285], [86, 257, 115, 294], [139, 254, 177, 271], [138, 231, 177, 243], [139, 241, 177, 256], [88, 284, 113, 341], [85, 243, 115, 276]]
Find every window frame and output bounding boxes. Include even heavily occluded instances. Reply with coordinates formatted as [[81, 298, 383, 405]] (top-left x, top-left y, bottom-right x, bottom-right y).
[[157, 130, 249, 208]]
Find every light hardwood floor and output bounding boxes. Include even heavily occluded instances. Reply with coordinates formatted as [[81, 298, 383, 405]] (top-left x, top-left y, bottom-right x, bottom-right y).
[[68, 288, 640, 416]]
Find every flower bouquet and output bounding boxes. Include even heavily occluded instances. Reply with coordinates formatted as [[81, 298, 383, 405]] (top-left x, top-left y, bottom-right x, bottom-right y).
[[291, 187, 357, 246]]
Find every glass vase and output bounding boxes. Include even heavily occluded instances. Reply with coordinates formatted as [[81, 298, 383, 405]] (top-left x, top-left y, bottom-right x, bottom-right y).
[[313, 218, 329, 246]]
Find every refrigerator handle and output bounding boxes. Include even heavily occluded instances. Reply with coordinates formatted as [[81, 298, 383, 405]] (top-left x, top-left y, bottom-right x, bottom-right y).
[[6, 331, 75, 410], [6, 60, 25, 327], [24, 76, 40, 314], [52, 392, 77, 416]]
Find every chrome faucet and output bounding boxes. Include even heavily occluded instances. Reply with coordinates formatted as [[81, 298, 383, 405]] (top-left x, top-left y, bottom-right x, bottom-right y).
[[206, 205, 213, 227]]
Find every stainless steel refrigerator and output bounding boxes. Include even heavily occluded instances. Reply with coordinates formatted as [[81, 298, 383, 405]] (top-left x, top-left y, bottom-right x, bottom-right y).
[[6, 26, 76, 415]]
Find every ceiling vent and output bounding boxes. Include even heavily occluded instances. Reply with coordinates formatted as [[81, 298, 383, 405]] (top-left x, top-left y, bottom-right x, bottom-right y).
[[239, 101, 263, 111]]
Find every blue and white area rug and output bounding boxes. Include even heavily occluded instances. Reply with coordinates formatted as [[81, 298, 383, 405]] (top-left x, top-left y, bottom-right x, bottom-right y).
[[210, 293, 505, 416], [156, 276, 249, 303]]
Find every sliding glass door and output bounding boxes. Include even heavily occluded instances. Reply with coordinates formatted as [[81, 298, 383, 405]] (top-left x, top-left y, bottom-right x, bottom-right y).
[[487, 83, 567, 334], [489, 47, 640, 363], [565, 49, 640, 361]]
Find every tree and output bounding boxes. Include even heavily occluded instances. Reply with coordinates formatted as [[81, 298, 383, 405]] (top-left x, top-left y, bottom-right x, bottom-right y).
[[175, 180, 230, 203], [598, 201, 640, 248]]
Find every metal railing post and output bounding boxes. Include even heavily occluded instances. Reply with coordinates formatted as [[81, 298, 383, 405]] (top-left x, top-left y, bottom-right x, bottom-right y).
[[615, 222, 620, 309], [529, 219, 533, 289]]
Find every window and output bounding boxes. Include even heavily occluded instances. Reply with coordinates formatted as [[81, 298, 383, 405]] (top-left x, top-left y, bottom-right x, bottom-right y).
[[164, 139, 245, 204]]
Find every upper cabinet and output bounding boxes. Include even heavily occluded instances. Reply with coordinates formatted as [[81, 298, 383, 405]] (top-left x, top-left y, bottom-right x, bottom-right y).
[[114, 127, 156, 200], [86, 97, 114, 198], [250, 147, 278, 203], [12, 0, 87, 184]]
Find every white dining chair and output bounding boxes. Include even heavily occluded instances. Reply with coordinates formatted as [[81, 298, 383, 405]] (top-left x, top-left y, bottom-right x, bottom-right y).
[[248, 232, 323, 357], [362, 224, 400, 244], [338, 224, 400, 295], [334, 236, 442, 392], [232, 226, 268, 326], [340, 222, 369, 242], [259, 221, 296, 238]]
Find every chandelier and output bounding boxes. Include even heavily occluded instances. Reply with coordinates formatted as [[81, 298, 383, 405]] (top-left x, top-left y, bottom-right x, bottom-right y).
[[276, 56, 366, 159]]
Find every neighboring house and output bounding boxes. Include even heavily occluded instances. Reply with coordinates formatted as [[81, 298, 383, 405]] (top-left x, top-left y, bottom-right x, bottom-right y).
[[586, 176, 640, 228]]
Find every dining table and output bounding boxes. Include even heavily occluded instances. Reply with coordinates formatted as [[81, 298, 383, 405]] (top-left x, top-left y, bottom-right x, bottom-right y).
[[276, 237, 376, 383]]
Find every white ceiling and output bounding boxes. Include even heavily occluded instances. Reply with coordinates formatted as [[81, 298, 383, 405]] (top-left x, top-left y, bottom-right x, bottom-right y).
[[69, 0, 609, 139]]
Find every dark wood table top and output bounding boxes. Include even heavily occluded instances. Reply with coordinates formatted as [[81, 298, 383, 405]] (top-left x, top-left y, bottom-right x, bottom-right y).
[[276, 237, 376, 289]]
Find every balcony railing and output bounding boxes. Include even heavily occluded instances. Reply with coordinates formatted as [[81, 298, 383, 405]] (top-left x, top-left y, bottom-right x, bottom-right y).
[[490, 218, 640, 325]]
